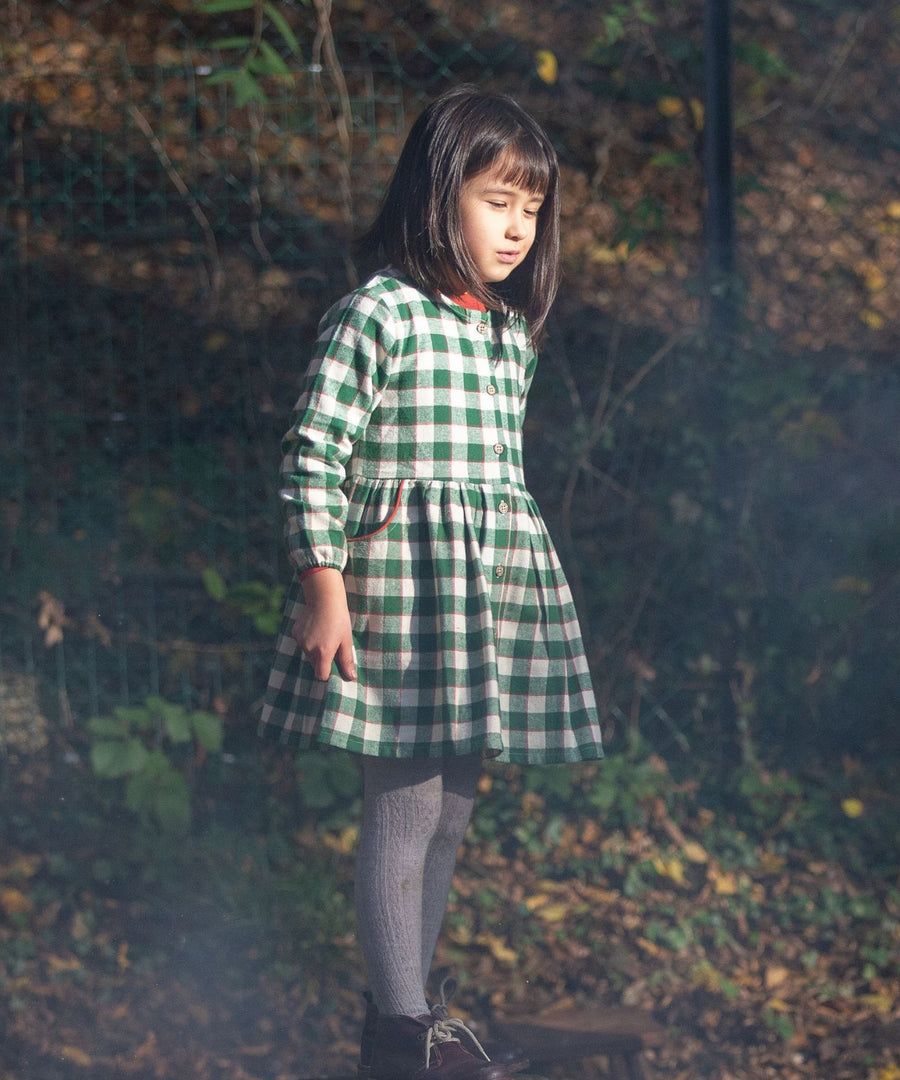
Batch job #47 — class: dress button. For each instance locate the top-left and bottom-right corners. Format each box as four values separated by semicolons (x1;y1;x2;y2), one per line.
486;383;497;396
494;566;505;579
498;500;510;514
493;443;504;455
476;320;489;335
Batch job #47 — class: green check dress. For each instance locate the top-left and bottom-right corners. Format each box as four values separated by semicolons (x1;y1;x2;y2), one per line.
259;271;602;764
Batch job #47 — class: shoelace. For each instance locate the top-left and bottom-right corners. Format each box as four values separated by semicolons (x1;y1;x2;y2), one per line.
423;983;491;1070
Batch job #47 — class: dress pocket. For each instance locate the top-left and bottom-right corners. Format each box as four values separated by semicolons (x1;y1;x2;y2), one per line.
345;479;405;544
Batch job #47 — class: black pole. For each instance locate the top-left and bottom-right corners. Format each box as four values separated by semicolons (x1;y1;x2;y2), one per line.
704;0;735;338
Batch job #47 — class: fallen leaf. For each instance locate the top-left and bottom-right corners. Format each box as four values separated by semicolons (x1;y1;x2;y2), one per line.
708;866;739;895
534;50;558;85
682;840;709;864
59;1046;92;1067
658;96;684;117
653;856;687;885
535;903;569;923
1;887;33;916
859;992;894;1014
475;933;517;964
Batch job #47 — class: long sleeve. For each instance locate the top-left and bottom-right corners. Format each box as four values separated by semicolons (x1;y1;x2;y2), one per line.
279;290;397;573
519;325;539;416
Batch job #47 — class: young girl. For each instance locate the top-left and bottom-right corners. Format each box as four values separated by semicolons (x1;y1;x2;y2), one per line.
260;85;603;1080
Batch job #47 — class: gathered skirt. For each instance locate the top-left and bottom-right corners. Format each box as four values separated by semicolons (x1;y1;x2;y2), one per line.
259;476;603;764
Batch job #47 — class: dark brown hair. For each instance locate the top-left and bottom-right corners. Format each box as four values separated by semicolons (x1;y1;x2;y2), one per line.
360;85;561;339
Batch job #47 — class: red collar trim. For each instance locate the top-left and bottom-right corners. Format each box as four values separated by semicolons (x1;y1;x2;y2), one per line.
451;292;488;312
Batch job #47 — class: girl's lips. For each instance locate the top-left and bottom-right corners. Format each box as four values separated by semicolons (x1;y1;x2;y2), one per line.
497;251;519;264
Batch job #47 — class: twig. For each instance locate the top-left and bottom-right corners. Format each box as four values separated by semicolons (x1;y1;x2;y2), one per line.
247;100;273;262
128;103;223;313
805;11;869;118
244;1;273;262
311;0;358;287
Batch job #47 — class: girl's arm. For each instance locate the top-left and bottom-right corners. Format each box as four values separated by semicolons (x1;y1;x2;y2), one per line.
291;568;356;681
281;291;397;576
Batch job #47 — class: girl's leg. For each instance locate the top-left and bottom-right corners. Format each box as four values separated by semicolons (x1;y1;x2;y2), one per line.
356;756;444;1017
420;754;482;989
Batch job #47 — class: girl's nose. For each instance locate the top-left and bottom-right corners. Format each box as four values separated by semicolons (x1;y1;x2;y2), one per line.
506;215;526;239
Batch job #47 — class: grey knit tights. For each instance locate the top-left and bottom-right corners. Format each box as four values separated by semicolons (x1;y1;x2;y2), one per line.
355;754;482;1018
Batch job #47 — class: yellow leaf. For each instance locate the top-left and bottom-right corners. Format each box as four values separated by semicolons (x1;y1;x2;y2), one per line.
658;96;684;117
652;856;686;885
322;825;358;854
831;576;872;596
859;992;895;1014
886;201;900;219
534;50;558;85
862;265;887;292
536;903;569;923
689;97;705;129
682;840;708;864
0;887;33;917
874;1065;900;1080
765;997;791;1013
117;942;130;970
842;798;865;818
59;1046;92;1067
475;933;517;964
764;965;790;990
589;245;622;265
448;923;472;946
708;866;738;895
524;893;550;911
860;309;886;330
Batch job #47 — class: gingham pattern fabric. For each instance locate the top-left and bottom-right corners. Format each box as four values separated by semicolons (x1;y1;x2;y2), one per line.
259;271;602;764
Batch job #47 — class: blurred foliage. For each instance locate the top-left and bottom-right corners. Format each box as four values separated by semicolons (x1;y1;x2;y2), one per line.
88;696;225;832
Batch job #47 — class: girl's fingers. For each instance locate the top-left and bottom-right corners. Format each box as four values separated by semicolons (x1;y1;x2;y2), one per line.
336;639;357;682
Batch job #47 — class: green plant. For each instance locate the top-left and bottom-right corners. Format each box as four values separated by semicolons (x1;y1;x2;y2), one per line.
202;567;284;635
295;750;361;819
88;696;224;833
197;0;305;106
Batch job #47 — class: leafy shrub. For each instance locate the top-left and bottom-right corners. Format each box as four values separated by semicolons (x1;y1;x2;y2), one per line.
88;696;224;833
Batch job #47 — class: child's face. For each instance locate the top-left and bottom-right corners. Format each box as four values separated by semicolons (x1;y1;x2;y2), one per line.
458;166;544;284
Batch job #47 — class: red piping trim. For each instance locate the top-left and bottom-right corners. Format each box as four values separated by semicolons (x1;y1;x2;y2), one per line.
346;480;405;544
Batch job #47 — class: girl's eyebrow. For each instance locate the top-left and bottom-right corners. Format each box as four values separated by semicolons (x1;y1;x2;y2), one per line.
480;185;545;203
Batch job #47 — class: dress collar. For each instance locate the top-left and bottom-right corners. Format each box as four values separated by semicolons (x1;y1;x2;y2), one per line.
450;291;489;312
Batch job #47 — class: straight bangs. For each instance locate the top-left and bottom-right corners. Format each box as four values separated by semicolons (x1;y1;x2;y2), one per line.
467;140;553;200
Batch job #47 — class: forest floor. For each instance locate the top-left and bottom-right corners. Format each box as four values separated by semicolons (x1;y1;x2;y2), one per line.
2;745;899;1080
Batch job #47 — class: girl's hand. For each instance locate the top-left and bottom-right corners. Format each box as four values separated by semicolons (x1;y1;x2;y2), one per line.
291;568;357;681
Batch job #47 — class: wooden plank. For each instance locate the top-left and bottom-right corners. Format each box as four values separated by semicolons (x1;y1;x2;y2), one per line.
493;1005;666;1066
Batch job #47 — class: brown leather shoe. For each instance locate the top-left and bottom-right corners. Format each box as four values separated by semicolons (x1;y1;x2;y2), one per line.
428;977;529;1076
358;1003;513;1080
